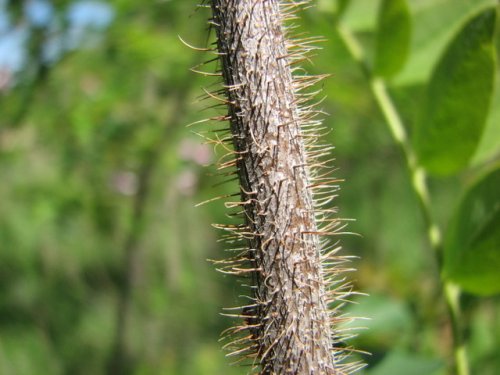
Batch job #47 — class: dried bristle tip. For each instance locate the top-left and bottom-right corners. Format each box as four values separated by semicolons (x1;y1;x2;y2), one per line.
196;0;360;373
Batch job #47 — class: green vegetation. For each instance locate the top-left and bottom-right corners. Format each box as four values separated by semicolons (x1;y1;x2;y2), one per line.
0;0;498;374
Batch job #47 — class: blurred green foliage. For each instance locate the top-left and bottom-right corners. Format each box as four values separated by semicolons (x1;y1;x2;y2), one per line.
0;0;498;374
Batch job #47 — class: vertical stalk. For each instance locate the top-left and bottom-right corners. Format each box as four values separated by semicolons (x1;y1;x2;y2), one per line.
336;22;469;375
209;1;354;373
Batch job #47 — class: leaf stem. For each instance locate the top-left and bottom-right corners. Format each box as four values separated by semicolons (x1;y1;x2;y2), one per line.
445;282;470;375
336;22;469;375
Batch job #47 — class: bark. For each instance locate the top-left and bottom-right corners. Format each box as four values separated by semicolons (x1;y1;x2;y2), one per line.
209;1;347;374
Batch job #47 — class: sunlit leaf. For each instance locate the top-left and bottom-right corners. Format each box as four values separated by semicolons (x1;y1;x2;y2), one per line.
443;165;500;296
395;0;496;85
414;8;496;175
373;0;411;78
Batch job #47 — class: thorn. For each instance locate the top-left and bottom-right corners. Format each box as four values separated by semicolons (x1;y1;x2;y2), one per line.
178;35;211;51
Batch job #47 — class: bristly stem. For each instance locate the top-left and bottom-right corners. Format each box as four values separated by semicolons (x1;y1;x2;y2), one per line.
208;1;358;373
336;22;470;375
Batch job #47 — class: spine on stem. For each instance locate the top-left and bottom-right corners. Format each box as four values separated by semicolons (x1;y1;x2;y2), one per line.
200;1;359;373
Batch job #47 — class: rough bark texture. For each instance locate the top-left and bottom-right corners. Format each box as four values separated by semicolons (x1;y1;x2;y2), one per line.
209;1;350;374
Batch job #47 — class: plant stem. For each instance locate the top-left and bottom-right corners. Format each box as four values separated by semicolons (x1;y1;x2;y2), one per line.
445;282;469;375
336;22;469;375
210;1;351;372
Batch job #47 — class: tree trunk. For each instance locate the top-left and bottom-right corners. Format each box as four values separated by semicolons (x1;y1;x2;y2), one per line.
209;1;352;373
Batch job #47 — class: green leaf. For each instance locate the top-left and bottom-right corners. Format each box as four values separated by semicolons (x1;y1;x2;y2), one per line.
373;0;411;78
395;0;496;86
472;72;500;165
414;8;497;175
443;165;500;296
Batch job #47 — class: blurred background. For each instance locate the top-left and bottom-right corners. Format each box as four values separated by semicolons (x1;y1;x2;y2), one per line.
0;0;498;374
